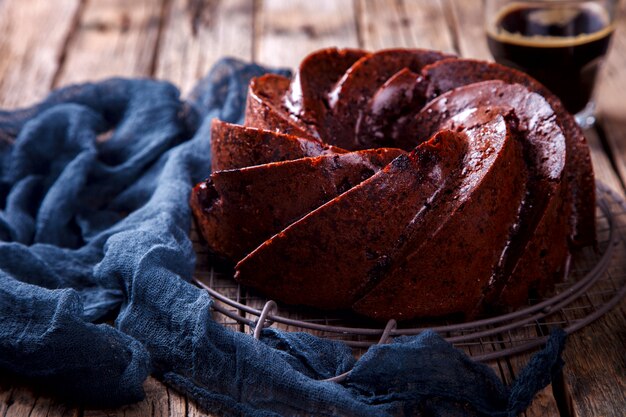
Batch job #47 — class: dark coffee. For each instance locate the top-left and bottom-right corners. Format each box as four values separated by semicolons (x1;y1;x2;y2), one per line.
487;4;613;114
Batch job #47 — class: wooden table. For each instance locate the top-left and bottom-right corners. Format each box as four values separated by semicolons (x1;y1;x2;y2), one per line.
1;1;625;416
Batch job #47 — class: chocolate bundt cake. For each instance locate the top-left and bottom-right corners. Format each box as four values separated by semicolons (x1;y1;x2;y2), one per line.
190;48;596;320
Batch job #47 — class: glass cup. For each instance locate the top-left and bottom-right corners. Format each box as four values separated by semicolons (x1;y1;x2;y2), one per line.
485;0;616;128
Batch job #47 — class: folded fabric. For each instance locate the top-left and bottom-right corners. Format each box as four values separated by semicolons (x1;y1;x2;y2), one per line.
0;58;565;416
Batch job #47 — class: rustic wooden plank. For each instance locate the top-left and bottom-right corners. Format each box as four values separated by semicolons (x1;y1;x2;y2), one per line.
255;0;359;69
557;131;626;416
28;394;80;417
149;19;260;417
154;0;254;96
192;225;244;332
460;334;514;386
503;325;562;417
593;0;626;188
0;381;79;417
1;2;202;417
561;306;626;417
157;0;254;333
0;1;84;416
587;129;624;194
3;386;36;417
1;1;623;417
356;0;455;53
444;0;490;60
149;0;255;333
355;0;456;66
0;385;15;417
167;387;187;416
525;387;560;417
54;0;167;87
82;377;221;417
0;0;82;108
557;5;626;408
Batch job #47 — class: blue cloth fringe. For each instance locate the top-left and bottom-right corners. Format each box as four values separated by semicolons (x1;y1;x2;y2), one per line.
0;58;566;416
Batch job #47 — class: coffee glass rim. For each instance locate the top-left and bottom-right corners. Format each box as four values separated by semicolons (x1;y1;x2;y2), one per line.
486;0;617;35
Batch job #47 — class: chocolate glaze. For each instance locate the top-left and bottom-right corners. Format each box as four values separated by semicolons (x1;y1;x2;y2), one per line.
423;58;595;248
190;48;597;320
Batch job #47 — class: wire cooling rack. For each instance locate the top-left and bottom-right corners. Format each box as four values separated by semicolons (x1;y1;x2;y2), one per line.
192;181;626;362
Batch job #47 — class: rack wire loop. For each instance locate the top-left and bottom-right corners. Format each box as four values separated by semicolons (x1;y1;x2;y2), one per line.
379;319;397;345
252;300;278;340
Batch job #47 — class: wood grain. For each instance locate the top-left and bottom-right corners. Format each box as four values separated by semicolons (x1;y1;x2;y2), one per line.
444;0;491;60
153;0;251;411
54;0;167;86
0;385;13;417
562;3;626;405
26;394;81;417
155;0;254;96
83;377;215;417
562;304;626;417
255;0;359;68
594;0;626;190
559;132;626;417
0;1;224;416
587;129;624;194
0;0;81;108
127;0;251;412
0;384;79;417
356;0;455;53
156;0;252;332
3;386;39;417
192;224;244;332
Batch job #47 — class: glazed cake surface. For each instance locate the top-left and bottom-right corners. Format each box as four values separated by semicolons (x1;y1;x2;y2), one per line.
190;48;596;320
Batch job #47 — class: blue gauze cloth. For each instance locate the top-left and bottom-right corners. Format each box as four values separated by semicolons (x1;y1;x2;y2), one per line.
0;58;566;416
